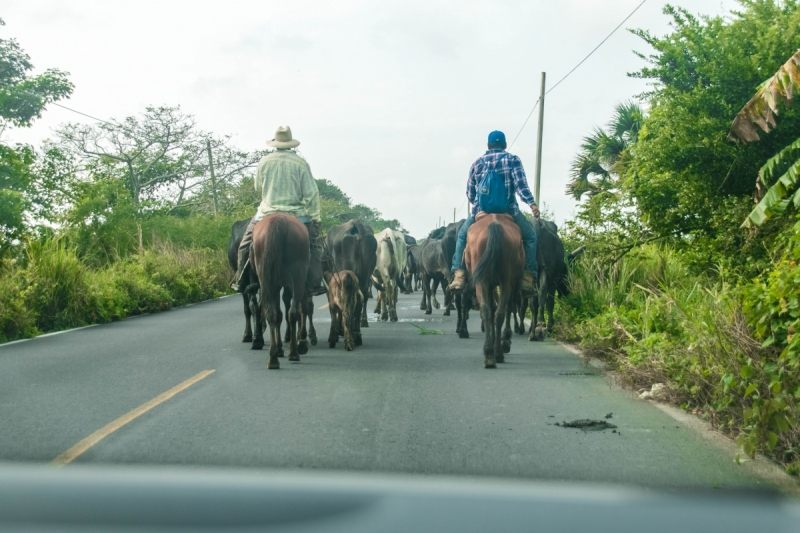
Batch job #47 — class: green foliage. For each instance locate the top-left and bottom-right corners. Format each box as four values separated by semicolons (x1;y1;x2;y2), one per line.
0;237;230;343
558;244;799;464
0;18;73;128
0;143;34;254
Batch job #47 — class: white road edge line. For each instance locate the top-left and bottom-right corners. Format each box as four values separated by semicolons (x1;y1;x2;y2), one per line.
557;340;800;497
0;294;236;349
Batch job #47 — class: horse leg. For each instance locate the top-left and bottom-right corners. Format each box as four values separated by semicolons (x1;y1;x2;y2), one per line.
287;295;301;362
296;292;309;355
500;288;513;357
283;290;292;344
266;298;282;368
480;285;496;368
494;287;510;362
242;292;253;343
443;287;452;316
517;294;529;335
534;270;548;341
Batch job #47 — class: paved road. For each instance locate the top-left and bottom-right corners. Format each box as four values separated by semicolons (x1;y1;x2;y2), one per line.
0;291;773;490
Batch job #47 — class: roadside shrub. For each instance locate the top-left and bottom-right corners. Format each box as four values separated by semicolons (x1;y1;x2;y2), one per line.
0;259;38;342
556;244;799;466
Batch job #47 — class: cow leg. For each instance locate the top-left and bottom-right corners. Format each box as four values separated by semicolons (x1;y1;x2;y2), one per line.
287;293;301;362
389;281;399;322
305;294;317;346
422;274;432;314
354;292;363;346
456;291;470;339
328;305;339;348
431;279;441;310
242;292;253;343
360;281;370;328
250;290;264;350
546;292;556;333
443;287;452;316
374;290;382;314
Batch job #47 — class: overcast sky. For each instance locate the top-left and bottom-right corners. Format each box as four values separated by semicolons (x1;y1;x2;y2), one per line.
5;0;738;237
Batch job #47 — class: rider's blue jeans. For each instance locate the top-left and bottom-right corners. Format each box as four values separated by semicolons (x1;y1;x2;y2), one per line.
450;211;538;275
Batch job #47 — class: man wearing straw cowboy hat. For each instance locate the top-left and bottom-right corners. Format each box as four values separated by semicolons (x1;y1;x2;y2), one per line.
231;126;325;296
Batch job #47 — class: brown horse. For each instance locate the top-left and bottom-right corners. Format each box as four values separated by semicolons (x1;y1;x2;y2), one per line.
463;213;524;368
249;214;309;369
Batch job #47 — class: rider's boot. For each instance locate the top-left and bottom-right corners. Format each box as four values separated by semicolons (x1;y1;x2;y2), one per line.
449;269;469;292
230;247;249;292
520;271;538;297
305;221;327;297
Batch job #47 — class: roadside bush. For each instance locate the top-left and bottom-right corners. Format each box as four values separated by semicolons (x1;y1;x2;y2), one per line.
557;244;799;467
0;237;230;344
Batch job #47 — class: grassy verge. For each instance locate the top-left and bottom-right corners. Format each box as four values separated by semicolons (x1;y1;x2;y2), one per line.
555;244;800;474
0;238;230;344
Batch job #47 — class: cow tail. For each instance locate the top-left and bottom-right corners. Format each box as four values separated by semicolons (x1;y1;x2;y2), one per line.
471;222;504;288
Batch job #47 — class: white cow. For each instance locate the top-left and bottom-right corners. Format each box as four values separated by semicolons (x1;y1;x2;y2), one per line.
372;228;408;322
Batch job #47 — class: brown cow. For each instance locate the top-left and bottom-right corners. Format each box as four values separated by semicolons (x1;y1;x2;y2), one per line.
325;270;364;351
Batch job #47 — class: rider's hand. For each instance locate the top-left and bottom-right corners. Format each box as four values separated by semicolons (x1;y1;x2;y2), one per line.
531;204;540;219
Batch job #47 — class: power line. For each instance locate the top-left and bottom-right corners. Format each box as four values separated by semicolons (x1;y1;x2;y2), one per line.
509;0;648;148
51;102;116;126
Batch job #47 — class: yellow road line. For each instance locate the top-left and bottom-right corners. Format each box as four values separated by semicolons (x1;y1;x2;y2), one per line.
51;370;215;466
318;303;330;310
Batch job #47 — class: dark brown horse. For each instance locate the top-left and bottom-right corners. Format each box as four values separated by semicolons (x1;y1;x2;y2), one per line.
463;213;524;369
249;214;309;369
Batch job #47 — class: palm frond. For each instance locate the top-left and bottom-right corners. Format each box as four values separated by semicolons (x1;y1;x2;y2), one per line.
729;50;800;142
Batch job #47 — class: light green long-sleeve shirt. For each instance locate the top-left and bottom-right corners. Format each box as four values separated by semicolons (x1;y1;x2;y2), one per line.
254;149;320;222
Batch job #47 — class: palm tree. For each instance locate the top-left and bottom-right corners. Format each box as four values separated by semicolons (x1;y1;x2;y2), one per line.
566;101;644;200
728;50;800;228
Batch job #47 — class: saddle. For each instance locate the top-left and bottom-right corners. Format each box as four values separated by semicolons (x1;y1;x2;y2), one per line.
475;212;514;223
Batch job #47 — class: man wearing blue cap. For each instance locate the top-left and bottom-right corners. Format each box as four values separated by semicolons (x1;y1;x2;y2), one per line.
448;130;539;296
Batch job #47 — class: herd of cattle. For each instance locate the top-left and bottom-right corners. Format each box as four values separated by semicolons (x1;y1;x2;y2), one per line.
229;216;583;369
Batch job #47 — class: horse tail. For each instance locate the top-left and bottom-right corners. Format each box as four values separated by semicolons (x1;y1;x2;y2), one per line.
262;216;288;295
471;222;504;288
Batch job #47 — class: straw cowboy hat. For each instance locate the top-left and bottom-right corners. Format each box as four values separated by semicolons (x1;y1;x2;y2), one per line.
266;126;300;149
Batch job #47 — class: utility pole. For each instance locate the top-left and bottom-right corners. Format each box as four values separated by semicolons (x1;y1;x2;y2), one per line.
534;72;546;206
453;208;456;223
206;139;219;217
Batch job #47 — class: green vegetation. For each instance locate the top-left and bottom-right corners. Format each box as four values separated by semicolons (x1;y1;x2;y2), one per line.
0;19;401;343
558;1;800;470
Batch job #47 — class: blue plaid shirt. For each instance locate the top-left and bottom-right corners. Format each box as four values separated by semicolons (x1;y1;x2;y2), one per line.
467;149;536;216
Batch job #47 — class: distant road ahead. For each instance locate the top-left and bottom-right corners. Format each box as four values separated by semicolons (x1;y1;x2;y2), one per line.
0;292;772;491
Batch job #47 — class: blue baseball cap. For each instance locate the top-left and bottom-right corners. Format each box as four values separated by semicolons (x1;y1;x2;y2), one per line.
488;130;506;144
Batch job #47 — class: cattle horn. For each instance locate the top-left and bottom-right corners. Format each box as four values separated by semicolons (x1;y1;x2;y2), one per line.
371;274;385;292
568;246;586;264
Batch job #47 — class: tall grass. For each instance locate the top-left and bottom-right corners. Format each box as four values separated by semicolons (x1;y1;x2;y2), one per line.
0;237;230;343
557;245;800;469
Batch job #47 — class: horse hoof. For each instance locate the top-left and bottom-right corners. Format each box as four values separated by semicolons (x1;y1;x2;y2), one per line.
424;309;432;315
381;314;388;322
361;320;369;328
297;341;308;355
329;341;337;348
419;304;427;311
251;339;264;350
433;302;440;310
288;353;300;362
502;343;511;354
345;343;355;351
310;335;318;346
355;335;363;346
497;353;506;363
242;334;253;343
443;310;450;316
267;358;280;369
459;330;470;339
484;359;497;369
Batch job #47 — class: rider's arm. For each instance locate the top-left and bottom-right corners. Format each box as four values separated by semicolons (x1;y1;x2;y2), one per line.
511;156;536;207
301;162;321;223
466;161;479;209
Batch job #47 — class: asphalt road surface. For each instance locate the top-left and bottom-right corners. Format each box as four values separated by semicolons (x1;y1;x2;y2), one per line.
0;291;774;491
